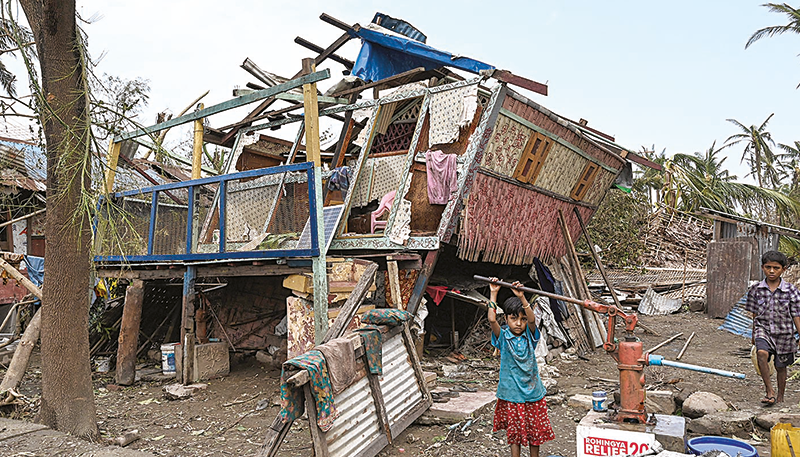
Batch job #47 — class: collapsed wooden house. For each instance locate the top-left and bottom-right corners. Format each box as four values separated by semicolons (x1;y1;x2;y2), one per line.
94;12;649;457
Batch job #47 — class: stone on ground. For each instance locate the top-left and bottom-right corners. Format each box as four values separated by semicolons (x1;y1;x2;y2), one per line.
567;394;594;410
686;410;756;438
755;412;800;429
163;383;208;400
682;391;727;418
646;390;676;415
0;418;153;456
674;382;697;406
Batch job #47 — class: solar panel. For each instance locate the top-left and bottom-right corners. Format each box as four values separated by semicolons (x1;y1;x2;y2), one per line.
296;204;345;252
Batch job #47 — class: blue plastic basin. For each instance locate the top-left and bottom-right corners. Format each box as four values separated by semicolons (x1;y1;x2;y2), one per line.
687;436;758;457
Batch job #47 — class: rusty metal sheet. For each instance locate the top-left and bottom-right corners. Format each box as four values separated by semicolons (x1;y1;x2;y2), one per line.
706;241;752;318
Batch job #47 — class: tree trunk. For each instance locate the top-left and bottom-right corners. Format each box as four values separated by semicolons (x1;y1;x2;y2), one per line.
20;0;98;439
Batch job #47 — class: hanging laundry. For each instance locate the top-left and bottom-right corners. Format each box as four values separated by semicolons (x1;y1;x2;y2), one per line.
533;258;570;323
428;85;479;147
425;149;458;204
327;166;351;199
279;350;339;431
317;337;356;395
458;83;479;128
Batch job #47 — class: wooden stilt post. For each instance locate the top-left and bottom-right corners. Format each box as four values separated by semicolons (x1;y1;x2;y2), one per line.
192;104;204;180
182;265;197;384
105;138;122;194
116;279;144;385
302;57;329;344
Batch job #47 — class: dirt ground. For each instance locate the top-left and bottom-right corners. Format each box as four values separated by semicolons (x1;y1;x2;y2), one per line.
1;310;792;457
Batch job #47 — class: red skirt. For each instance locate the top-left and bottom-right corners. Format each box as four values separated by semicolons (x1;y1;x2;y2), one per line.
493;398;555;446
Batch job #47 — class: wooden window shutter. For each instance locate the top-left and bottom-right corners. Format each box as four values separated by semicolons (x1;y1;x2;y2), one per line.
570;162;600;200
513;132;554;184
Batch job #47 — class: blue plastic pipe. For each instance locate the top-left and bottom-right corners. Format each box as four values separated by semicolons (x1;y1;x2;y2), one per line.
648;354;746;379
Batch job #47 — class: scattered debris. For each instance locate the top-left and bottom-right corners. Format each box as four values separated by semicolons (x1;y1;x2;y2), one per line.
162;383;208;401
112;429;140;447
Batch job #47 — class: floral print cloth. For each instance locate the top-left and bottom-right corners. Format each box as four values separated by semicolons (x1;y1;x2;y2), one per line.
279;349;339;432
361;308;412;326
354;325;384;375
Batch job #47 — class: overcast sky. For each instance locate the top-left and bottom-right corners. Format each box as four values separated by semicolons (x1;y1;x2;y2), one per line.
71;1;799;181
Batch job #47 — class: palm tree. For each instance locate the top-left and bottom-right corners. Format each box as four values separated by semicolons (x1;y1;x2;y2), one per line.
746;3;800;87
663;142;800;217
632;146;667;205
778;140;800;193
722;113;782;188
0;18;34;97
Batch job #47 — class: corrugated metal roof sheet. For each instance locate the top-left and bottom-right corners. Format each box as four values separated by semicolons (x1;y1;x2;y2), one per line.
0;140;46;190
322;332;426;457
718;294;752;339
638;286;682;316
325;376;385;456
380;332;423;426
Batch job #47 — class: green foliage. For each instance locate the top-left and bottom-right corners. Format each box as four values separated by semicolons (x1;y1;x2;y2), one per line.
746;3;800;88
578;188;650;269
90;73;150;140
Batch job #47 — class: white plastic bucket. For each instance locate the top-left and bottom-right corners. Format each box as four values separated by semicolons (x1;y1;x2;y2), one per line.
161;343;177;374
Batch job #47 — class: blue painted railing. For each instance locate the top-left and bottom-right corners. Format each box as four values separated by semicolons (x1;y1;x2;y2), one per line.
94;162;319;263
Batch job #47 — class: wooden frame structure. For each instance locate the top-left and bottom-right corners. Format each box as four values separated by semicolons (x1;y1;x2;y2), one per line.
93;11;640;457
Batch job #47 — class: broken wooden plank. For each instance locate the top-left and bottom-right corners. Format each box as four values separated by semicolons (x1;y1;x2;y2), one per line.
406;250;439;316
304;384;331;457
365;365;392;445
294;36;354;69
217;26;357;146
487;69;548;96
324;262;379;343
0;307;40;393
647;333;683;354
676;332;695;360
331;67;426;98
387;260;402;309
117;280;144;386
118;70;330;143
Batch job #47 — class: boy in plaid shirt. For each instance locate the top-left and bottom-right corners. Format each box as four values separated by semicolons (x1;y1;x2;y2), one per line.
746;250;800;405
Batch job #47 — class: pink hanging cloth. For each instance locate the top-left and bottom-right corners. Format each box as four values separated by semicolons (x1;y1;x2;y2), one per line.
425;150;458;205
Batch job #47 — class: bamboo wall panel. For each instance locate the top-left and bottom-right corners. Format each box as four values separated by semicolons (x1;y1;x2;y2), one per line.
407;163;446;233
458;172;594;264
532;143;586;197
480;114;532;177
501;95;624;171
584;169;617;206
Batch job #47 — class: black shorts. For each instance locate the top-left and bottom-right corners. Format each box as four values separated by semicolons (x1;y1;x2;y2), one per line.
755;337;796;368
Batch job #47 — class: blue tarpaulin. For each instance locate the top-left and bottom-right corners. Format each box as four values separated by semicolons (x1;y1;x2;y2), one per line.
349;27;495;83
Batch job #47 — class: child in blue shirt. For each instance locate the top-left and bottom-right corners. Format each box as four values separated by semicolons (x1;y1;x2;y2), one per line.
488;278;554;457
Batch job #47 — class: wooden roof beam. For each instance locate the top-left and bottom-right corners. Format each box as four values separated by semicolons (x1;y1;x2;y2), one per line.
295;37;354;70
216;21;360;147
331;66;427;97
484;69;548;96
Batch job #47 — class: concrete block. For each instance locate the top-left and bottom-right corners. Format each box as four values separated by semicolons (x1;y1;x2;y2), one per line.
646;390;676;415
193;342;230;381
425;389;496;423
568;394;594;411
